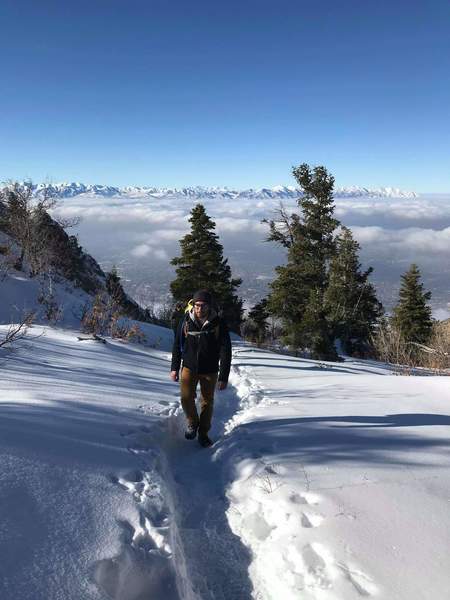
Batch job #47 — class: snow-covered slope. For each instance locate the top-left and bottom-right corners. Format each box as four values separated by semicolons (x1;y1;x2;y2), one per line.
0;270;91;327
0;325;178;600
1;328;449;600
27;181;418;200
226;346;450;599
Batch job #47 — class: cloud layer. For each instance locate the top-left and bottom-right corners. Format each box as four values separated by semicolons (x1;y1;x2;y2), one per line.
52;192;450;316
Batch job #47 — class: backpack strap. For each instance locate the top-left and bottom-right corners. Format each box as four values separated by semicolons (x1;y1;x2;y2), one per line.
179;300;193;354
179;314;188;353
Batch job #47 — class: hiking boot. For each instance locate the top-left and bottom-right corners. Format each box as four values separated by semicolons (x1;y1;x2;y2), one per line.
184;424;198;440
198;433;213;448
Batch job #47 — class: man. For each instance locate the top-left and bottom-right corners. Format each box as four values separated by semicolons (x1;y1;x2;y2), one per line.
170;290;232;447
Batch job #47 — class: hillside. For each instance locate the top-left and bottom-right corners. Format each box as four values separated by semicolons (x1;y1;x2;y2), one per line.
0;188;152;327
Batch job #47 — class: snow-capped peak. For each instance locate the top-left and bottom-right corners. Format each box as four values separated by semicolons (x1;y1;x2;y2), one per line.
13;182;418;200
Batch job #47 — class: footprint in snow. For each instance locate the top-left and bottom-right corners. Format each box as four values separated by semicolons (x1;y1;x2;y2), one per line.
113;469;162;504
285;492;376;596
289;491;321;506
97;466;177;599
285;542;332;590
337;562;378;596
301;511;324;528
94;516;176;600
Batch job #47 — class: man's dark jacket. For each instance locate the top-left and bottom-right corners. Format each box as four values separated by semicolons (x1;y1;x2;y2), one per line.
171;310;232;382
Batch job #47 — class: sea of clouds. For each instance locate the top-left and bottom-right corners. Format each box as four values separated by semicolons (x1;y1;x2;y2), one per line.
52;191;450;319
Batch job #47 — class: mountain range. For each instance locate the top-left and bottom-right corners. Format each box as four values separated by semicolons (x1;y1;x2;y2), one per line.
27;182;418;200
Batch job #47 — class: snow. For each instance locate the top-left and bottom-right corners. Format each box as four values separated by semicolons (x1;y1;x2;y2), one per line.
1;323;449;599
0;271;92;328
226;349;450;599
22;181;418;200
0;325;179;600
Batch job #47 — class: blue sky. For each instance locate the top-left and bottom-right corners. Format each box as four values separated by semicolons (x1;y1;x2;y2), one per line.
1;0;449;191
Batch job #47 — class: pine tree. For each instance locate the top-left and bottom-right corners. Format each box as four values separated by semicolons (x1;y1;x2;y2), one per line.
266;164;339;359
324;227;383;355
170;204;243;332
246;298;270;345
392;264;433;344
105;266;123;304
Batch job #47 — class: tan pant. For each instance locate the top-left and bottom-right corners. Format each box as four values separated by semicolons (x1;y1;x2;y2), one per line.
180;367;217;435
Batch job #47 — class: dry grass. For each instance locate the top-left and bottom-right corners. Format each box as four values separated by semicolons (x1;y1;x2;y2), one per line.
372;321;449;375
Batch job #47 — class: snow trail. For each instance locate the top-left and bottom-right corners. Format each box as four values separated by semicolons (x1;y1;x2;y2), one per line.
95;344;258;600
94;426;181;600
138;342;380;599
158;363;256;600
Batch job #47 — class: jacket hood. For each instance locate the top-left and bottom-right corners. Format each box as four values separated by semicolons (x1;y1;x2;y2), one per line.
188;307;218;326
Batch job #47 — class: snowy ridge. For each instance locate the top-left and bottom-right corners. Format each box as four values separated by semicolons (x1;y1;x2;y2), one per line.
20;181;418;200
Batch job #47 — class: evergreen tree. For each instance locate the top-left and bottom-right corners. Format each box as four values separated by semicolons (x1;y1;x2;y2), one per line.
392;264;433;344
105;266;124;304
170;204;243;332
324;226;383;355
246;298;269;345
266;164;339;359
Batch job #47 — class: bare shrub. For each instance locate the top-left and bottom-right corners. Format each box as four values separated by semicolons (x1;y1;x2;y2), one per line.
0;182;57;273
253;463;284;494
372;320;450;375
1;183;85;286
38;289;62;323
0;311;35;349
82;292;146;343
36;271;64;323
371;321;417;374
421;325;450;373
110;314;146;343
81;292;112;336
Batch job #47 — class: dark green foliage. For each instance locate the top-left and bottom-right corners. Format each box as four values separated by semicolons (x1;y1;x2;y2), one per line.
266;164;339;359
105;266;123;301
246;298;270;345
392;264;433;344
291;163;339;282
301;289;336;360
170;204;243;332
324;227;383;355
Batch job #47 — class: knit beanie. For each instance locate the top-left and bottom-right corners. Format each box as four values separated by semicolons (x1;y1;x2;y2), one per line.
193;289;212;304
